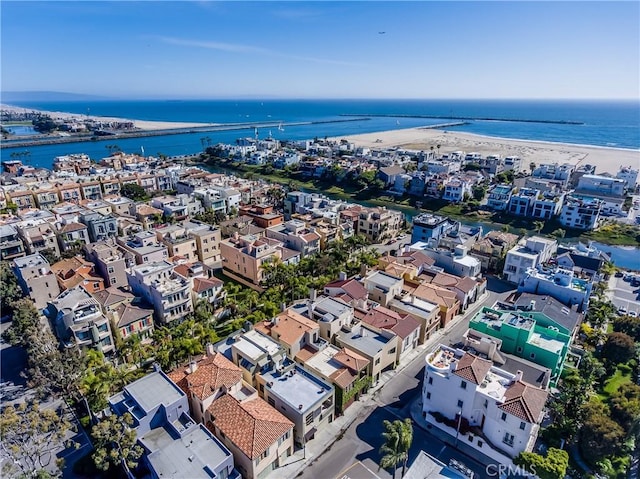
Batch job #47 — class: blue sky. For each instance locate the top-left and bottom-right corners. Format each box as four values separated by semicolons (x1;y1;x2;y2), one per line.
2;1;639;99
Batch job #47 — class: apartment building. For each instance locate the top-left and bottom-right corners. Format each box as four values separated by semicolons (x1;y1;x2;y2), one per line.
486;185;514;211
12;253;61;309
518;267;592;312
357;207;403;243
559;196;601;230
363;270;404;307
411;213;458;244
84;238;131;287
507;188;539;217
127;260;193;324
0;224;26;261
469;231;519;273
220;234;282;287
47;286;115;354
265;220;321;257
117;230;169;265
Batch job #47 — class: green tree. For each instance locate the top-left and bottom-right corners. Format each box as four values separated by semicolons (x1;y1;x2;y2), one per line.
579;400;627;465
601;332;636;367
1;297;41;347
378;420;407;479
514;448;569;479
610;383;640;432
91;412;143;474
472;185;486;201
0;261;24;318
0;399;78;478
120;183;148;201
551;228;566;239
613;315;640;341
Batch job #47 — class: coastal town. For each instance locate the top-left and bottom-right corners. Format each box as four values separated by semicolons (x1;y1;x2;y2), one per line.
1;130;639;479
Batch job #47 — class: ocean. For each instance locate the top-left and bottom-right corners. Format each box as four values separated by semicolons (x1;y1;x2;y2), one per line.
1;99;639;169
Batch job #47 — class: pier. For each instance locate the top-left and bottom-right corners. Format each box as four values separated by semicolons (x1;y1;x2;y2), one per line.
1;117;371;149
340;113;584;125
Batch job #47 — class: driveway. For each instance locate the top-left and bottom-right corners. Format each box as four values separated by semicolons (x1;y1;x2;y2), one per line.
609;275;640;316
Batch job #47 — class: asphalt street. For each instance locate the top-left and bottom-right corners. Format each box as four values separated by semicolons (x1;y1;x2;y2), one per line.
296;277;514;479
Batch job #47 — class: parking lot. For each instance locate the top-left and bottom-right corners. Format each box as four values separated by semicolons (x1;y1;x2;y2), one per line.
610;273;640;316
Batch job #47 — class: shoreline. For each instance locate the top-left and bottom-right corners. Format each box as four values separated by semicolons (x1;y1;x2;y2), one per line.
0;103;215;131
330;126;640;174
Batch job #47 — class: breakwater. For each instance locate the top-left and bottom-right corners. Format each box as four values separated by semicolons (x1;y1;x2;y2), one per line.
340;113;584;125
1;117;371;149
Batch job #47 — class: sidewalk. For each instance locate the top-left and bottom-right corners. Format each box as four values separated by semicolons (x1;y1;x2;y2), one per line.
277;291;492;479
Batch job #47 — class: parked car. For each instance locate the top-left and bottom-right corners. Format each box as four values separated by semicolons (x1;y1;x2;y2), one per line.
618;306;628;315
629;311;638;318
615;271;624;278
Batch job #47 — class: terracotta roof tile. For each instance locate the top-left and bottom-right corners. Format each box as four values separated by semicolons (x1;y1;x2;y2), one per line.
333;348;370;372
294;345;317;363
193;277;223;294
499;380;548;423
453;353;492;385
207;394;293;459
170;353;242;401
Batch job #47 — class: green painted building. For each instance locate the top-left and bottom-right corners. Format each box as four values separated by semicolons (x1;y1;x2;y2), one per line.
469;306;570;386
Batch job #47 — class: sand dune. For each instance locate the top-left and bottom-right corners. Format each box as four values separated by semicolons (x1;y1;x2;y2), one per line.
333;127;639;175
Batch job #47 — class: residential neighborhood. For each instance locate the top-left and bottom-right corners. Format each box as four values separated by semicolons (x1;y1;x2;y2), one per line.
0;138;638;479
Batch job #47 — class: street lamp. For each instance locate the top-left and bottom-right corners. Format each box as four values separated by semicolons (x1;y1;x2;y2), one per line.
454;409;463;448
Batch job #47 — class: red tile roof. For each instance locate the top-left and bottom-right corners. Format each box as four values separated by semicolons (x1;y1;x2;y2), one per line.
499;380;548;423
207;394;293;459
168;353;242;401
193;276;223;294
453;353;492;385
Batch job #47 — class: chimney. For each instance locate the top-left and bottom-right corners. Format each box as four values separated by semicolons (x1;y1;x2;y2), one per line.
339;271;347;281
280;303;287;313
515;370;523;382
188;360;198;374
206;343;216;357
529;300;536;311
309;288;317;301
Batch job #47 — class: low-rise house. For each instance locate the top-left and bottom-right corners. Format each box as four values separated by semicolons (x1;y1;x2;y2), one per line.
412;243;482;279
47;286;115;354
556;242;608;277
577;174;626;197
356;305;421;362
219;215;264;238
422;345;548;460
334;322;398;385
129;203;164;229
92;286;154;342
109;369;239;479
532;163;574;189
156;224;198;261
559;195;601;230
502;236;557;285
117;230;169;265
103;195;134;216
238;203;283;229
470;231;519;273
411;213;458;244
518;266;592;312
168;346;243;424
50;256;105;293
12;253;60;309
411;282;461;328
442;178;472;203
151;194;204;220
324;273;369;307
16;219;60;258
291;295;356;343
0;224;26;261
301;345;370;414
616;166;639;190
256;363;335;448
79;211;118;243
363;270;404;307
486;185;513;211
127;261;193;324
56;221;90;253
388;295;440;342
206;393;294;479
219;233;281;288
503;156;522;173
421;270;480;311
507;188;539;216
174;261;225;308
182;221;222;265
356;207;403;243
223;329;285;387
468;307;571;386
531;190;565;220
84;238;131;287
265;220;321;257
254;309;323;361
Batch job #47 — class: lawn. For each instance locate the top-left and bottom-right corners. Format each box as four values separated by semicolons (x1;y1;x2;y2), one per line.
599;366;632;400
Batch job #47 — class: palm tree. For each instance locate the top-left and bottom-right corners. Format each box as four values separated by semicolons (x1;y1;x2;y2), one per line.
378;420;407;479
533;221;545;234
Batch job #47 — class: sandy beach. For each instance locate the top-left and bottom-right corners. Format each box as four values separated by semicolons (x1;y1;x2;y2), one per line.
0;104;215;131
333;127;640;175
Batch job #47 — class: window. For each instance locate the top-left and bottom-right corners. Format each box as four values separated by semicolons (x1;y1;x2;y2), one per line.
460;380;467;390
428;377;433;385
305;412;314;426
501;412;507;421
517;346;523;353
375;358;381;365
503;433;514;447
530;353;536;359
457;400;463;408
389;347;396;354
108;267;114;273
520;422;526;430
426;392;431;400
268;397;275;407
